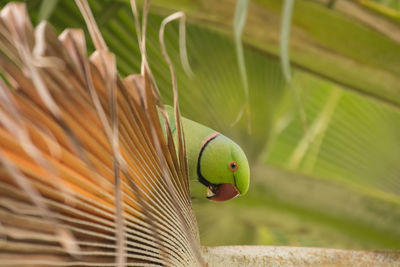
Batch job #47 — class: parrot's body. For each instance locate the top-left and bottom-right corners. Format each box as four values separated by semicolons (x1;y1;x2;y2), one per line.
162;106;250;201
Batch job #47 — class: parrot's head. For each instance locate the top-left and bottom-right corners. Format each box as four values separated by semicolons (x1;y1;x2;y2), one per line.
197;133;250;201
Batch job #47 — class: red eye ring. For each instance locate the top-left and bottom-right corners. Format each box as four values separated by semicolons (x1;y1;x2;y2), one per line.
228;161;238;172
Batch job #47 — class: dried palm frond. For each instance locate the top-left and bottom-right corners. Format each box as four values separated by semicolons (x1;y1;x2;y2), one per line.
0;2;203;266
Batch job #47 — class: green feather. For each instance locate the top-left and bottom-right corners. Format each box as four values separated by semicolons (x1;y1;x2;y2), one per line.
162;106;250;200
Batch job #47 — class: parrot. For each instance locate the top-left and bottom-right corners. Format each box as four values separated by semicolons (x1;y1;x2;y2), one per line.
124;74;250;202
162;106;250;202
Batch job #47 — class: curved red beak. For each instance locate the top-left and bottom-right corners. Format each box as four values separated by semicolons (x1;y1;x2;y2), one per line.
207;183;240;202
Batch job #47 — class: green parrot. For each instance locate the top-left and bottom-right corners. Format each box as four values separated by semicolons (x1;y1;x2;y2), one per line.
162;106;250;202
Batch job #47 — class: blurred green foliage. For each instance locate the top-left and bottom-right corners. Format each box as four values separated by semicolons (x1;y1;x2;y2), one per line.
5;0;400;249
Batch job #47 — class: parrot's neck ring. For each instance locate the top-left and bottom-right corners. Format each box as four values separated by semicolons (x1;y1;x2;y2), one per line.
197;132;220;187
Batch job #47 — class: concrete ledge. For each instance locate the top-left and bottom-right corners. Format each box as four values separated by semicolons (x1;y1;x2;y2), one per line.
202;246;400;266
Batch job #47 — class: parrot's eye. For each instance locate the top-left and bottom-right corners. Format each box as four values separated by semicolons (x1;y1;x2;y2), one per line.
228;161;238;172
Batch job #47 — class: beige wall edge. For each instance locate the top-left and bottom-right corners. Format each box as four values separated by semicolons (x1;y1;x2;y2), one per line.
202;246;400;266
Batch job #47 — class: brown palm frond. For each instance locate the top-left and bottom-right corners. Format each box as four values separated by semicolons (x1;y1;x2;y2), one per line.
0;2;202;266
